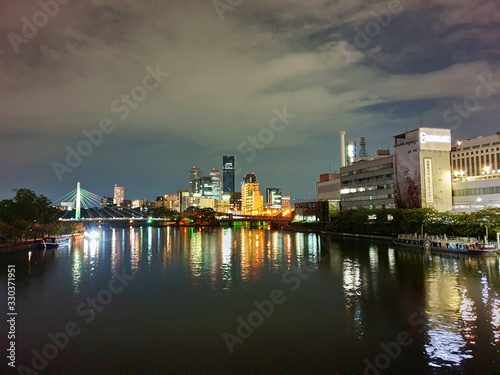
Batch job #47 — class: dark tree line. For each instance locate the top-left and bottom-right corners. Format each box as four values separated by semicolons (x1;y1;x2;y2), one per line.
0;189;83;243
327;208;500;240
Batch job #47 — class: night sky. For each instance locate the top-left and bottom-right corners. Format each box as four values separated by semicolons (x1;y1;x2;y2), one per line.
1;0;499;203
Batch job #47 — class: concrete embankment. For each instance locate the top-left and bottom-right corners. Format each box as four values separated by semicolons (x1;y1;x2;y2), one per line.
283;225;395;243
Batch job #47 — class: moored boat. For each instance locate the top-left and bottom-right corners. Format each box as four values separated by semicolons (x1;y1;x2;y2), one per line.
42;236;72;249
394;234;498;255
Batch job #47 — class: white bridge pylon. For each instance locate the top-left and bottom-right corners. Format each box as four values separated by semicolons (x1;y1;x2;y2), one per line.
76;181;81;220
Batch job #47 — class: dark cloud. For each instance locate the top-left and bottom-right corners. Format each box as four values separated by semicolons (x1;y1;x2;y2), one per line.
0;0;499;202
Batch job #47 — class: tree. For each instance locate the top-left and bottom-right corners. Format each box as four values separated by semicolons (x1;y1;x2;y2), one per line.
0;189;58;224
151;206;178;219
0;189;59;242
183;206;217;224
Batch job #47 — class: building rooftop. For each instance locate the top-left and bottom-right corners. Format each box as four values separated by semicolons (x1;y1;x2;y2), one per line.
454;133;500;151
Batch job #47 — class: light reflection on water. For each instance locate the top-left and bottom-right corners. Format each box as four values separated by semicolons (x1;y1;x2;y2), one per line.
2;228;499;372
422;254;498;368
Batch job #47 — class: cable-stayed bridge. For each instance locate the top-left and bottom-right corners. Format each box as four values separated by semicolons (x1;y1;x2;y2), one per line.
53;183;293;227
54;182;149;222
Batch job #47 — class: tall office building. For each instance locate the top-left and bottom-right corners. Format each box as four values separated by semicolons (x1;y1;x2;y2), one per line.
394;128;452;212
243;172;257;183
266;188;282;208
113;184;124;205
281;196;291;210
196;176;214;197
241;173;263;215
189;166;203;194
210;168;222;199
223;155;235;193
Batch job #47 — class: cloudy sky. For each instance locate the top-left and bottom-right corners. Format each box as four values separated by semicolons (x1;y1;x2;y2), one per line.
1;0;499;203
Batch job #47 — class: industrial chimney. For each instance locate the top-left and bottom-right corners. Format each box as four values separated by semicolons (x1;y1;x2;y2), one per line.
339;131;346;168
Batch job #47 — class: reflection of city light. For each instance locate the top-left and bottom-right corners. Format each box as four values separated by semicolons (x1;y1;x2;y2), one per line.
492;298;500;344
425;329;472;365
425;263;477;367
222;229;233;289
459;290;477;343
190;230;203;284
343;258;363;339
369;246;378;273
343;259;361;296
72;246;82;294
89;239;97;258
481;275;490;306
84;230;100;239
387;248;396;275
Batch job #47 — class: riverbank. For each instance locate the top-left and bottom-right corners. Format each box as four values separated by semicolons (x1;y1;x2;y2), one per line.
0;233;84;255
0;240;42;254
283;223;396;243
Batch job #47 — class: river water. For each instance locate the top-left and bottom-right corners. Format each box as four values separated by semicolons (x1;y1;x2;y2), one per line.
1;227;499;373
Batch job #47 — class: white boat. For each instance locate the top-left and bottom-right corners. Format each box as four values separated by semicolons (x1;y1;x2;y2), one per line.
42;236;72;249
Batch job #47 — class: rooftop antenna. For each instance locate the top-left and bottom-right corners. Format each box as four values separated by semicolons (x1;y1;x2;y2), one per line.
329;163;331;173
359;136;368;159
420;116;423;127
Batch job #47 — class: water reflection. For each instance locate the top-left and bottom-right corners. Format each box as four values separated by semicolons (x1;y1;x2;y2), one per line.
221;228;233;290
387;247;396;276
343;257;364;339
422;253;498;367
2;229;499;372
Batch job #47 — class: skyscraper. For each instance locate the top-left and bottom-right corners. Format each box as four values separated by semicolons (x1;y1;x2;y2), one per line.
189;166;203;194
210;168;222;199
223;155;235;193
282;196;291;210
113;184;124;205
196;176;213;197
266;188;282;208
243;172;257;183
241;173;263;215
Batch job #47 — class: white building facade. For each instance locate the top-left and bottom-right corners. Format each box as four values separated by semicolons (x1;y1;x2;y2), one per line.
394;128;452;212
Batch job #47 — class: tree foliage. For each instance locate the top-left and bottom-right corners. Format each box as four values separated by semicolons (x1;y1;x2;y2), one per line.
0;189;58;224
151;207;178;219
327;208;500;239
0;189;61;242
183;206;217;224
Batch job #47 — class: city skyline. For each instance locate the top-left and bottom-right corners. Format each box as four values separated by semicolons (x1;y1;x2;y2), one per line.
1;1;498;203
